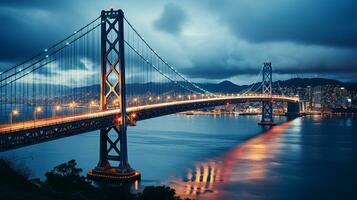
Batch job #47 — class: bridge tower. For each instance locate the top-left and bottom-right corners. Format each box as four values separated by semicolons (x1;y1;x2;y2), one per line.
87;9;140;182
258;62;276;126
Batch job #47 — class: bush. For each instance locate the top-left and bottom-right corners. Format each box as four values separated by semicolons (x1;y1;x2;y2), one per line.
45;159;92;192
138;185;182;200
0;158;31;187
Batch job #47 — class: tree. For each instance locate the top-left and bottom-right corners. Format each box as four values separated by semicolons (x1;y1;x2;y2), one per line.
45;159;92;192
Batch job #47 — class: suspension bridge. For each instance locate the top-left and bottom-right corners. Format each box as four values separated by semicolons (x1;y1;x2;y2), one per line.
0;9;300;182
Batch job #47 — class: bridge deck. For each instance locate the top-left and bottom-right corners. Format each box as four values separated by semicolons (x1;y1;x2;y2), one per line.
0;95;298;134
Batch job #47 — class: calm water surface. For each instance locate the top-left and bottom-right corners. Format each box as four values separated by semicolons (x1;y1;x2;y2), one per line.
1;114;357;199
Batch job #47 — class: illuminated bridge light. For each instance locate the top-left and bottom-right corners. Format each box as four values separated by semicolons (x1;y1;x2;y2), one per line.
12;109;19;115
35;107;43;112
55;105;61;111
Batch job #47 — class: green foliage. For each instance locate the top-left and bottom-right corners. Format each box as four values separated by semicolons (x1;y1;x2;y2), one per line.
45;159;92;192
0;158;31;187
0;159;192;200
138;185;181;200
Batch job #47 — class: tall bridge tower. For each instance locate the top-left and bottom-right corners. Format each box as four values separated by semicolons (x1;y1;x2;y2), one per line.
87;9;140;182
258;62;276;126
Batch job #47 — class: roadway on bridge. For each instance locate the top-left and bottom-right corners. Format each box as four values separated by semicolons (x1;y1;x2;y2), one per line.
0;95;298;134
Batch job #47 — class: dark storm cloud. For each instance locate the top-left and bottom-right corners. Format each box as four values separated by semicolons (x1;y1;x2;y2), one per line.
0;1;86;70
1;0;357;83
0;0;70;9
154;3;188;35
203;0;357;48
275;64;357;75
0;10;55;62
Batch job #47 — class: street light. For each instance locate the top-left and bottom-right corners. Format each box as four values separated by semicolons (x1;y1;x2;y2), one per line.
133;97;138;106
89;100;96;112
53;105;61;116
9;109;19;123
34;106;43;120
69;101;76;114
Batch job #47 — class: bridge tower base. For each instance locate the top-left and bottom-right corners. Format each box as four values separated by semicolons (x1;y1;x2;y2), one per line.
87;127;141;183
87;9;140;183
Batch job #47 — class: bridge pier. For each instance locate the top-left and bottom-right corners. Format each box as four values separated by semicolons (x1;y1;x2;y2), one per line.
87;9;140;183
87;126;140;182
258;100;276;126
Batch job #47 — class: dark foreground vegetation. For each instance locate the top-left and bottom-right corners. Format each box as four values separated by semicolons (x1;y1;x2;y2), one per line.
0;158;191;200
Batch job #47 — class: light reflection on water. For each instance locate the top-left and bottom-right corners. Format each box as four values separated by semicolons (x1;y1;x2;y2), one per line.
168;120;296;199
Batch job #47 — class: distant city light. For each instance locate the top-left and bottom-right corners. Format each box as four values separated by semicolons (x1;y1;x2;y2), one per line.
340;87;345;90
69;102;76;108
347;98;352;103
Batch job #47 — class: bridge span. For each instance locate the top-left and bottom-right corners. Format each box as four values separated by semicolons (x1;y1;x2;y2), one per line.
0;95;299;151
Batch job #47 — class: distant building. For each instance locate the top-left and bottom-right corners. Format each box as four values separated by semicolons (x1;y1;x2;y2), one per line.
312;86;322;110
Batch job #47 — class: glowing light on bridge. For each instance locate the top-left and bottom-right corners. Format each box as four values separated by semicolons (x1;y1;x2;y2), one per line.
34;107;43;120
69;102;76;114
12;109;19;115
55;105;61;111
9;109;19;124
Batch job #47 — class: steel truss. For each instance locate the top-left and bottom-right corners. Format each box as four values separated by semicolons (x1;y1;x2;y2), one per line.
260;62;275;125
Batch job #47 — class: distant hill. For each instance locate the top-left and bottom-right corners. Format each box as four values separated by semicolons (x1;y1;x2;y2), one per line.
70;78;357;95
275;78;357;91
5;78;354;98
197;80;246;93
275;78;342;88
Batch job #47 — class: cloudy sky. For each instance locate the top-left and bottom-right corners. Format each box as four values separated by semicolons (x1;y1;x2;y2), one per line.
0;0;356;84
